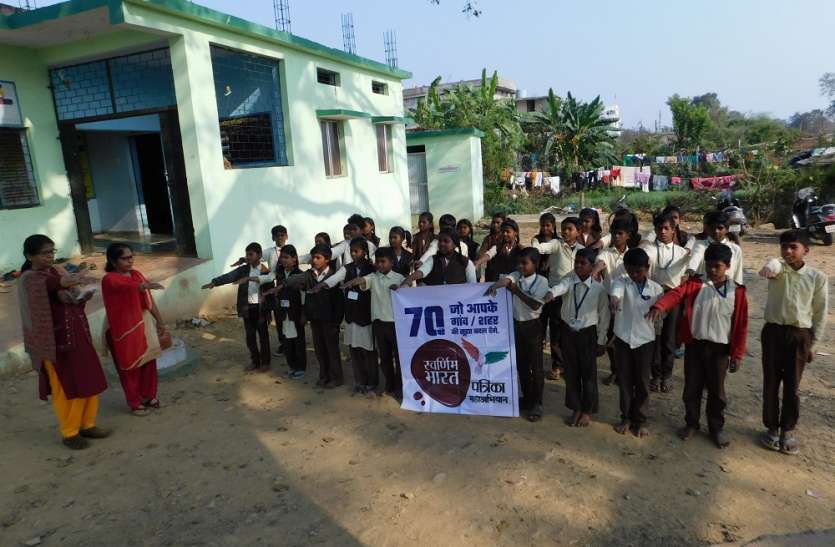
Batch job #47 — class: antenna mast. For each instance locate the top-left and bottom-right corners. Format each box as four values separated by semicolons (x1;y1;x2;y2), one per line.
384;30;398;68
273;0;291;33
341;13;357;55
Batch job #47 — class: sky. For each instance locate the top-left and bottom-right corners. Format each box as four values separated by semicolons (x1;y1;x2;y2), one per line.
36;0;835;128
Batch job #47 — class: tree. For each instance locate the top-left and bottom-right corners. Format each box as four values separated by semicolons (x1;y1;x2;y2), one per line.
667;95;711;151
411;69;522;182
821;73;835;116
788;109;835;134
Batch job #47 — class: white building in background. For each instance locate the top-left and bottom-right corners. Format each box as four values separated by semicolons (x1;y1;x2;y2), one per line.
403;77;517;111
604;104;623;136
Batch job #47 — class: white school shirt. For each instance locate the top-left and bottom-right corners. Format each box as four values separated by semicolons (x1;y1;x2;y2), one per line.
691;279;738;345
687;237;744;285
532;239;584;285
361;270;406;322
263;245;282;273
760;259;829;346
642;239;690;289
549;273;610;344
506;271;551;321
418;255;478;283
610;277;664;348
247;265;264;304
595;246;628;291
418;239;469;264
644;231;695;250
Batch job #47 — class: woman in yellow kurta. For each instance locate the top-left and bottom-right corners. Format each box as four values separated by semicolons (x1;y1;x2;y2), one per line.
18;235;111;449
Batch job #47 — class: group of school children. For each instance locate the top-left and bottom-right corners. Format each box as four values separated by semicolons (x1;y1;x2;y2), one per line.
203;206;828;455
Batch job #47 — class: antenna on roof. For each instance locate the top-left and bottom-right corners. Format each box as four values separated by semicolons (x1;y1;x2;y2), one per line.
19;0;37;9
273;0;291;33
341;13;357;55
384;30;398;68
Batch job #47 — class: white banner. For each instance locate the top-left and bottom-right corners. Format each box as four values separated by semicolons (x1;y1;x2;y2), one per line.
0;81;23;128
392;283;519;417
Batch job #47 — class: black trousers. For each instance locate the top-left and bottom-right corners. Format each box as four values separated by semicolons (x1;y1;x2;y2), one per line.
349;344;378;388
243;304;271;367
283;320;307;372
761;323;811;432
272;309;285;350
652;302;680;380
373;320;401;394
614;338;654;424
309;320;343;384
540;297;563;369
560;323;599;413
515;319;544;409
605;315;616;376
683;339;729;433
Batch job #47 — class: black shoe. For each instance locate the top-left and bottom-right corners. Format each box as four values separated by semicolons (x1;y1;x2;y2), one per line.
62;436;89;450
80;427;112;439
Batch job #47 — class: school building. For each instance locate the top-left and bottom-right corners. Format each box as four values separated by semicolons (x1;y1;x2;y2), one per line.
0;0;484;374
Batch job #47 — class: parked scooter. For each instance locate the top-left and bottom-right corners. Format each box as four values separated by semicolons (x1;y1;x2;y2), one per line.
714;190;748;236
792;187;835;246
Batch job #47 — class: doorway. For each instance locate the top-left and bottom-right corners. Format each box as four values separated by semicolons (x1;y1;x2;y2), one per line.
407;145;429;214
133;133;174;236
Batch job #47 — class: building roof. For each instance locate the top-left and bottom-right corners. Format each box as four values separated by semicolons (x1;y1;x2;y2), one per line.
406;128;485;140
0;0;411;80
404;77;517;99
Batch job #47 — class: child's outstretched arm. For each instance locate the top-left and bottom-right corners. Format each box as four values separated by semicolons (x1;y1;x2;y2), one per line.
484;277;511;296
544;277;571;303
202;266;246;289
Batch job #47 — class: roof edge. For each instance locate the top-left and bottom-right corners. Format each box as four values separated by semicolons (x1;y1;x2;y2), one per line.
406;128;485;140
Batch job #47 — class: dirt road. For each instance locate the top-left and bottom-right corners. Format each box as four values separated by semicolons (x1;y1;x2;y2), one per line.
1;228;833;546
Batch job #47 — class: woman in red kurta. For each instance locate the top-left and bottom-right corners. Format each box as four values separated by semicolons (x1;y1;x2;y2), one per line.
101;243;166;416
18;234;110;449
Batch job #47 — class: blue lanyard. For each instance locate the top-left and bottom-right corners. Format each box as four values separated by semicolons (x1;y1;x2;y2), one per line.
714;280;729;298
519;274;540;296
634;280;651;300
573;282;591;319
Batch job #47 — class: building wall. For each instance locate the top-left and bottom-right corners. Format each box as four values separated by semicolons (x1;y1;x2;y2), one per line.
0;45;79;272
120;2;411;272
406;132;484;222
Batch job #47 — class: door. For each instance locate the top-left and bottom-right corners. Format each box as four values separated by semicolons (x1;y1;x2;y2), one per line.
133;134;174;235
407;151;429;214
158;111;197;257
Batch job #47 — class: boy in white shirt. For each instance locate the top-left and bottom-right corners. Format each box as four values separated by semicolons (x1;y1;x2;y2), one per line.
609;248;664;437
486;247;551;422
544;248;610;428
686;211;743;285
641;212;691;393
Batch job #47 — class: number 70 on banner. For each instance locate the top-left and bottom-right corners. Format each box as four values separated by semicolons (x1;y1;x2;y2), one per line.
404;306;445;337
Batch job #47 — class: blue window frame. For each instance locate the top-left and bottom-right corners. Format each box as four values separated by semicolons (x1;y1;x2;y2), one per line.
210;45;289;168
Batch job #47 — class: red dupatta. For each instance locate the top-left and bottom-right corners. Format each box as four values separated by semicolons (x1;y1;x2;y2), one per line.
102;270;158;371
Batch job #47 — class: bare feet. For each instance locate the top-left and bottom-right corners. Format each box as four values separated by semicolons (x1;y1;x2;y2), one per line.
633;425;649;438
614;420;630;434
677;426;696;441
576;413;592;428
566;411;580;427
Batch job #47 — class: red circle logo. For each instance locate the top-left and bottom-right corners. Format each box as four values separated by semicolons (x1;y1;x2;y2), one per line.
411;339;471;407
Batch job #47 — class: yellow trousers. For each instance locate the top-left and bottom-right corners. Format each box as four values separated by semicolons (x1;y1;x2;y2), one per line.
44;361;98;438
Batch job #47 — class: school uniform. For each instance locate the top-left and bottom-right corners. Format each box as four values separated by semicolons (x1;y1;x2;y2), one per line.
210;263;273;369
642;239;691;384
482;244;522;282
533;238;584;371
461;236;480;262
760;259;828;432
273;267;306;373
325;261;378;389
644;230;693;250
549;274;610;414
596;245;629;377
687;237;744;285
532;236;557;364
391;248;414;278
653;277;748;434
418;254;477;285
506;272;551;412
329;238;378;269
285;266;345;386
610;277;664;425
361;270;407;395
419;239;471;266
411;232;435;263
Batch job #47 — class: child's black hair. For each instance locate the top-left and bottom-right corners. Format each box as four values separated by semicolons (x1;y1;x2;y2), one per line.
343;223;359;235
624;247;650;268
539;212;557;226
492;211;507;221
653;211;677;229
779;229;811;247
579;208;603;234
561;216;582;230
661;204;683;218
404;229;413;247
609;217;638;248
349;237;369;255
245;242;262;255
456;218;474;235
438;214;457;231
518;246;541;268
363;217;375;228
375;246;396;262
280;244;298;258
310;244;333;260
704;210;729;228
271;225;288;238
347;214;365;227
418;211;434;231
575;247;598;264
389;226;406;240
704;243;732;266
316;232;332;246
436;228;460;249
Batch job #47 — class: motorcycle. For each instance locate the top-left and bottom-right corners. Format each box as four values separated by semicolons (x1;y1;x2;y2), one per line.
792;187;835;246
714;190;748;236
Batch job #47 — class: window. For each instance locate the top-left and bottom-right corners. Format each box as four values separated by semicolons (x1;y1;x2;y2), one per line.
320;120;344;177
210;45;289;168
526;99;536;112
372;81;388;95
0;129;39;209
317;68;340;87
376;124;393;173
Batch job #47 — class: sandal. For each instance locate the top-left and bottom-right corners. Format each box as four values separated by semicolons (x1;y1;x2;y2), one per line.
780;435;800;456
649;378;660;392
144;399;161;409
527;405;543;423
131;406;150;417
546;369;561;381
760;431;781;452
660;379;673;393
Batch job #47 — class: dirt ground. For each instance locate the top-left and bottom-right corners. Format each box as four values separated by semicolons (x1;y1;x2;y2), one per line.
1;225;834;547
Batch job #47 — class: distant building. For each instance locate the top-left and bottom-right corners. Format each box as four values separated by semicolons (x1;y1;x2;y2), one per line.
515;93;622;135
403;77;517;112
604;104;623;136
